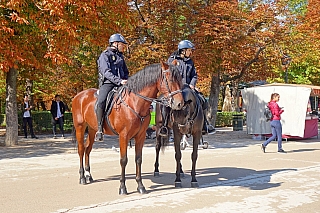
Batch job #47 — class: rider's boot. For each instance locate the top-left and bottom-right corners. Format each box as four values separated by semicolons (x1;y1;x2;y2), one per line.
95;107;104;141
159;106;169;137
202;115;216;135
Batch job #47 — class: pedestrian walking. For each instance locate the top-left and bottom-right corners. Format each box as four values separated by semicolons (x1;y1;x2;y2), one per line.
261;93;285;153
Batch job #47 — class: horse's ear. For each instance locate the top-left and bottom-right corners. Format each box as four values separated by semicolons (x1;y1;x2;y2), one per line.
160;61;169;70
171;59;178;66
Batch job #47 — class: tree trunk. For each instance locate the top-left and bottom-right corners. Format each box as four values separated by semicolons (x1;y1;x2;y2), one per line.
5;67;18;146
207;73;221;127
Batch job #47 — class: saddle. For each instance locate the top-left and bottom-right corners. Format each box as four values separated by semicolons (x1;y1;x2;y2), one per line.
94;87;124;135
94;88;118;113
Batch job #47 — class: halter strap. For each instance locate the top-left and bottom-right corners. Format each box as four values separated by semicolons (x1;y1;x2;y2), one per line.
161;68;182;106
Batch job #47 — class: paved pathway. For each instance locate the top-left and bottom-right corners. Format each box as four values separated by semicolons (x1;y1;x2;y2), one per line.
1;128;320;213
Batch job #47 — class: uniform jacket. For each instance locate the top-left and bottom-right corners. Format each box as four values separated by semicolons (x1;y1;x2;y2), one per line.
97;47;129;86
50;101;66;119
268;100;284;121
167;51;198;87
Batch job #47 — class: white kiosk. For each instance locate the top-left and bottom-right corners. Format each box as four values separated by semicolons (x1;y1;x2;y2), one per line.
242;83;320;139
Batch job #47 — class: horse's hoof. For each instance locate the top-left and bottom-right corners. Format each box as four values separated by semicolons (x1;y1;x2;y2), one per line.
154;172;160;177
191;182;199;188
175;182;182;188
86;176;93;183
137;186;148;194
79;178;87;185
119;187;128;195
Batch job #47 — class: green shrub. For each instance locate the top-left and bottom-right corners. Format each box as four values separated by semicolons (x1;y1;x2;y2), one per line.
1;111;244;132
215;112;244;127
17;111;74;135
0;114;5;127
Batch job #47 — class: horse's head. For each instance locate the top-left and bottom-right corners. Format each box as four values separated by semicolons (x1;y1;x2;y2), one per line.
172;100;193;135
159;61;184;110
171;85;201;135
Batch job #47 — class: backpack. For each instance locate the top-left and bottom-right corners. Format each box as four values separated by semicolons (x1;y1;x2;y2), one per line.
264;106;273;121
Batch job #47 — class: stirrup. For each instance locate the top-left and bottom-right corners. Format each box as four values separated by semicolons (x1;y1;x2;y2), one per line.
94;131;104;141
159;126;168;137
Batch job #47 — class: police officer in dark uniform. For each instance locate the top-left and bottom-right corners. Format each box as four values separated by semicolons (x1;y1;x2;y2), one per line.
159;40;215;137
95;33;129;141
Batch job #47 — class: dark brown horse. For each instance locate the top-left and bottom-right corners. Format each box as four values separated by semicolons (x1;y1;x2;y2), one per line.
154;84;204;188
72;62;184;195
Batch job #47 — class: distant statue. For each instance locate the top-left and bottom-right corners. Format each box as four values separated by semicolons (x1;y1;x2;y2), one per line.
222;85;234;112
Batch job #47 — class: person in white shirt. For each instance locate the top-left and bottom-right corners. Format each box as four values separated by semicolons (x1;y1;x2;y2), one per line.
22;95;38;139
50;94;66;138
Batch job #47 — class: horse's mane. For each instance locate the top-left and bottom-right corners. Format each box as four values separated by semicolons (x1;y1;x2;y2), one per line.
126;63;182;93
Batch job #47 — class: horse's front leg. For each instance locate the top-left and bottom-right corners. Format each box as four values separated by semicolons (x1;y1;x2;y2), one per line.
173;128;183;187
84;127;95;183
135;133;147;194
190;132;201;188
118;135;129;195
154;134;161;177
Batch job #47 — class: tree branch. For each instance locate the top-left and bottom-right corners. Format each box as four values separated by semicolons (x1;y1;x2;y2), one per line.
133;0;146;22
180;0;198;14
223;46;266;82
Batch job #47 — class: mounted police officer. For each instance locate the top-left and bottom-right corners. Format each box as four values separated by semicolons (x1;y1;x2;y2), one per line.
159;40;215;137
95;33;129;141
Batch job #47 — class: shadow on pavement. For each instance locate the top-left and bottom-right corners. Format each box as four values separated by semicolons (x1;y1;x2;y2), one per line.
286;148;320;153
89;166;296;194
0;134;121;160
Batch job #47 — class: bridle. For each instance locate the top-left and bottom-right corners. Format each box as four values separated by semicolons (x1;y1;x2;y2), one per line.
132;67;182;107
159;68;183;107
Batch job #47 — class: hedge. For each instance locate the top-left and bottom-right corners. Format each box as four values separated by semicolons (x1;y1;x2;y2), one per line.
0;111;244;134
215;112;245;127
0;111;73;135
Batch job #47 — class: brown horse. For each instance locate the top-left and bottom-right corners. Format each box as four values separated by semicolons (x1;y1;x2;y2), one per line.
72;62;184;195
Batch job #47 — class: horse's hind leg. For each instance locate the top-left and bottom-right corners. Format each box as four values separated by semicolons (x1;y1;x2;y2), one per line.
84;127;95;183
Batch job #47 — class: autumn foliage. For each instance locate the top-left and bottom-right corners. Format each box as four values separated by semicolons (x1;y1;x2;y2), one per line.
0;0;319;107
